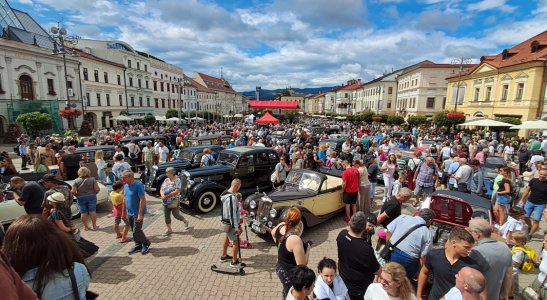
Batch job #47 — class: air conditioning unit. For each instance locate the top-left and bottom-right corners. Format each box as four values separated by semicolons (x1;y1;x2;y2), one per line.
67;88;74;97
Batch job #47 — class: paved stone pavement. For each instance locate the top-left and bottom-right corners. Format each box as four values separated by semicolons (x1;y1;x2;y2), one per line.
1;145;544;299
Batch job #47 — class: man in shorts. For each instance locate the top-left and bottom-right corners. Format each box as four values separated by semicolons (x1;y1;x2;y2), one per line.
220;179;244;267
342;160;360;223
518;168;547;238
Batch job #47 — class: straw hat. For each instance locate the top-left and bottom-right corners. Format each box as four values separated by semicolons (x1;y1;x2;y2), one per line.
47;192;65;203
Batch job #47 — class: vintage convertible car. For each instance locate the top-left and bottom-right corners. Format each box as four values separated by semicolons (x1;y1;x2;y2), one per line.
419;190;494;247
244;169;344;236
0;177;109;227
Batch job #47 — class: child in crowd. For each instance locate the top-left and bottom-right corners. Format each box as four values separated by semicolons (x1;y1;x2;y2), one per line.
496;207;526;247
374;228;387;267
391;173;406;197
511;230;537;297
230;192;248;248
110;181;129;243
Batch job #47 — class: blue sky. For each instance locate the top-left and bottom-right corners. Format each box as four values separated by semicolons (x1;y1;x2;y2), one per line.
8;0;547;91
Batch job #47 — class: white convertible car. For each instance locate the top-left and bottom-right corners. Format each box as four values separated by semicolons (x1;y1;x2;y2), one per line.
0;180;109;227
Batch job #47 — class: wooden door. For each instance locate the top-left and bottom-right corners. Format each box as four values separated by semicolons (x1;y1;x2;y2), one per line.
19;75;34;100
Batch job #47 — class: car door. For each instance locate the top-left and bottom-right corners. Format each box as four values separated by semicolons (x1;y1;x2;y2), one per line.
232;153;256;190
312;178;343;216
254;152;274;187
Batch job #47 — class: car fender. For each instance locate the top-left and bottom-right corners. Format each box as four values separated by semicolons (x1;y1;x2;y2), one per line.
189;181;227;200
154;174;167;186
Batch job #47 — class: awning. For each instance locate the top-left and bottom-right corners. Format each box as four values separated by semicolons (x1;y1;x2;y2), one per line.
255;112;279;124
249;101;299;109
457;118;514;128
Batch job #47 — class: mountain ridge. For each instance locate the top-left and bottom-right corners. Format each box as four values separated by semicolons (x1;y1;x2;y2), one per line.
242;86;337;100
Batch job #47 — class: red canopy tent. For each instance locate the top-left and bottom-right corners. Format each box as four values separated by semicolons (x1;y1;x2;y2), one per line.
255;112;279;124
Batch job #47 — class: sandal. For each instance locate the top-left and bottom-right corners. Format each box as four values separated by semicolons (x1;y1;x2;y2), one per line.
120;238;130;243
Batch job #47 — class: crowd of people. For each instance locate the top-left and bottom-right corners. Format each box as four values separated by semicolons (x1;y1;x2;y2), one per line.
1;117;547;299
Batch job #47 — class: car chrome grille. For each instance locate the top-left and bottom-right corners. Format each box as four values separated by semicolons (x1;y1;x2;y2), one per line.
257;200;272;223
179;174;188;198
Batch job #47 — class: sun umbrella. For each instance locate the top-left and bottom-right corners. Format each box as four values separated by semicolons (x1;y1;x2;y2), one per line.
165;117;180;122
457;118;515;128
112;115;132;121
510;120;547;130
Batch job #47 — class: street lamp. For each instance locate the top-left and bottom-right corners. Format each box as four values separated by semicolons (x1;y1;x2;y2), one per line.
451;57;472;133
50;24;79;129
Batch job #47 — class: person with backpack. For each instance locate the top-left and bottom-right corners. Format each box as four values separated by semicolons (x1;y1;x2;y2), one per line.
112;154;132;179
406;151;422;191
200;148;215;167
219;179;244;268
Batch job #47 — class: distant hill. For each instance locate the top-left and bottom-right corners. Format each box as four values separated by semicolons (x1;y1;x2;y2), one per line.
242;86;337;100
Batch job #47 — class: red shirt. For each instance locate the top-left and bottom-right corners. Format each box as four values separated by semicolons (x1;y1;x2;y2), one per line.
342;167;360;193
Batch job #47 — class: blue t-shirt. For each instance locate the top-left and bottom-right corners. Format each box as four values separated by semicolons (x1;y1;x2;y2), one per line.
124;181;146;217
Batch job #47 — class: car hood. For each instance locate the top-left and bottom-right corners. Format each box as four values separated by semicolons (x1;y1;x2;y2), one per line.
156;160;191;170
186;164;232;177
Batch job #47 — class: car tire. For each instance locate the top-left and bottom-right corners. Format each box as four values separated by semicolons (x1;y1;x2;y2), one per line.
194;190;218;213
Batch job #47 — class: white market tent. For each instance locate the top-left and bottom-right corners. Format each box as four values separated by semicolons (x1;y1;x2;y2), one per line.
155;116;166;121
187;117;205;122
457;118;515;128
130;115;145;120
165;117;180;122
112;115;132;121
510;120;547;130
234;113;244;118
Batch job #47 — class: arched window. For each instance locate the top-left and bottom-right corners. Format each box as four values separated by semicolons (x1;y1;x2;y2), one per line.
19;75;34;100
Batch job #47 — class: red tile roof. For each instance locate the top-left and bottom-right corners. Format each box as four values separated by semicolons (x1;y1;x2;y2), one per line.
338;82;364;91
480;30;547;68
249;101;299;109
195;72;238;94
190;78;214;93
71;48;125;68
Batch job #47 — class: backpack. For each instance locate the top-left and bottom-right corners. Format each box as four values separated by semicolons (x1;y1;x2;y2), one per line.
205;154;215;166
220;192;236;227
512;246;536;272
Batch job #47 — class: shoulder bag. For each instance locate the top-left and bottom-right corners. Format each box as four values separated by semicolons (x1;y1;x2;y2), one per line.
379;223;425;260
68;264;99;300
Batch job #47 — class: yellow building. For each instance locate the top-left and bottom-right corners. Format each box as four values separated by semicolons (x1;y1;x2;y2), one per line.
445;30;547;121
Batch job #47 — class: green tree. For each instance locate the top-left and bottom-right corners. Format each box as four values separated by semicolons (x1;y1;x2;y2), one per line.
433;111;466;128
380;114;390;123
407;115;428;127
165;109;178;119
16;112;52;137
387;115;405;125
143;115;156;126
498;117;521;125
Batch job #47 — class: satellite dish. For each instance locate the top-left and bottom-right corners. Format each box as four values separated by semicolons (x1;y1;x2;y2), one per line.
59;28;67;36
50;27;59;34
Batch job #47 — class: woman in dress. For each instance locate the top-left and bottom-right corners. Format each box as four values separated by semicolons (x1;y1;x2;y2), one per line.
364;262;416;300
2;215;90;299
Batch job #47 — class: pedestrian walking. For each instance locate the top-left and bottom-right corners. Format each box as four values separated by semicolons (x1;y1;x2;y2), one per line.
72;167;100;231
354;159;371;214
121;170;151;255
381;154;399;202
518;168;547;238
220;179;245;267
341;160;360;223
160;167;189;236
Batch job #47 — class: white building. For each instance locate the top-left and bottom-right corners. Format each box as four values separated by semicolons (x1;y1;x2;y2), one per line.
324;91;336;114
150;55;184;117
191;78;217;117
193;72;242;115
75;39;154;117
334;79;363;115
75;49;126;129
182;74;197;113
361;74;399;114
0;1;82;133
395;63;458;118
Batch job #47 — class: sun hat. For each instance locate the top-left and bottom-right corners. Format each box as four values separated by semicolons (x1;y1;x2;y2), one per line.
47;192;65;203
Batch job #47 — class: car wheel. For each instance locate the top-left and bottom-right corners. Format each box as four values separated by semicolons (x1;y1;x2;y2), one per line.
194;190;218;213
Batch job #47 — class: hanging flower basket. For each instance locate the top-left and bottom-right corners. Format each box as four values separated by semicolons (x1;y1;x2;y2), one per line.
446;112;464;120
59;109;82;119
372;115;382;122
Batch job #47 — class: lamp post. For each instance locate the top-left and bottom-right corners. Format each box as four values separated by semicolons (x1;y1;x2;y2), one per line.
50;24;79;130
451;58;472;133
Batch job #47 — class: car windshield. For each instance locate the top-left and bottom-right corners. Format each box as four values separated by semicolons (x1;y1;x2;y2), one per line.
286;172;322;192
179;150;194;161
217;152;239;166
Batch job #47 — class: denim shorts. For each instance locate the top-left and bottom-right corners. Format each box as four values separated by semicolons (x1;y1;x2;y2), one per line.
77;194;97;214
496;194;511;206
525;201;546;221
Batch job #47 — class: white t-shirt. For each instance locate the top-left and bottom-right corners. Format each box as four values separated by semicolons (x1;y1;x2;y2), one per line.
504;145;515;155
157;146;169;162
495;216;524;240
441;147;452;159
443;286;462;300
364;283;416;300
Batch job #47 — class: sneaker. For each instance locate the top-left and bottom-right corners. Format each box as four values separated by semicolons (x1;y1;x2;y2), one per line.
162;229;173;237
128;246;142;255
219;255;233;262
230;260;246;268
141;244;150;255
183;220;190;230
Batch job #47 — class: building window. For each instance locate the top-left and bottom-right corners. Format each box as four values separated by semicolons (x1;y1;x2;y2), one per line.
161;83;164;92
516;83;524;100
474;88;480;102
94;70;99;82
138;78;142;88
167;84;170;92
147;97;150;107
47;79;56;95
426;97;435;109
106;94;110;106
144;65;147;72
139;97;143;107
96;93;101;106
119;95;123;106
131;97;134;106
67;81;72;90
117;75;121;85
128;60;132;68
168;99;171;109
83;68;88;81
129;77;133;87
86;93;91;106
137;62;140;70
501;85;509;101
388;87;393;94
162;99;165;108
104;72;108;83
485;86;492;101
145;80;149;89
155;98;159;108
153;81;157;91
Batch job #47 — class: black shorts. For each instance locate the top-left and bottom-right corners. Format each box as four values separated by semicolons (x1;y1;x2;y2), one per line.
343;192;358;204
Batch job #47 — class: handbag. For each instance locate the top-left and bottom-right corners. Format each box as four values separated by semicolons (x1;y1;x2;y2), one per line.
379;223;425;260
523;276;547;300
68;264;99;300
167;198;179;209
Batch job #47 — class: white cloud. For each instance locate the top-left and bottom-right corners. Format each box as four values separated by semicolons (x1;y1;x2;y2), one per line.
467;0;516;13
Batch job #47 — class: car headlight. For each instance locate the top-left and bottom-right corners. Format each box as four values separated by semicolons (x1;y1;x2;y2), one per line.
249;200;257;209
187;179;194;188
270;208;277;218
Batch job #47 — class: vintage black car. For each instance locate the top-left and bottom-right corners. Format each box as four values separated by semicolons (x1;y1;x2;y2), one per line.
244;169;344;236
146;145;224;195
180;134;231;148
119;135;169;157
179;146;279;213
318;138;345;154
75;145;117;163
